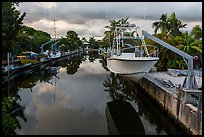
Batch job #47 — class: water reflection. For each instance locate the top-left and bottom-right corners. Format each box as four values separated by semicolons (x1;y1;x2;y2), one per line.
99;57;109;72
105;100;145;135
59;56;84;75
103;72;145;135
2;54;87;135
2;52;190;135
19;72;38;92
88;51;100;63
103;71;189;135
103;72;137;101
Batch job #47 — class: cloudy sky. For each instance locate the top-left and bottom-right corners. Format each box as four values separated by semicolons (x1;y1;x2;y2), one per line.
17;2;202;40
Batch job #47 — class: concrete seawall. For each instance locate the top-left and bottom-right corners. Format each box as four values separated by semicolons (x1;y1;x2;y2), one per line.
135;73;202;135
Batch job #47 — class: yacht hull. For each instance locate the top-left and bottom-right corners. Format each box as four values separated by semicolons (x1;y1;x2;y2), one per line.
18;57;39;64
107;55;159;79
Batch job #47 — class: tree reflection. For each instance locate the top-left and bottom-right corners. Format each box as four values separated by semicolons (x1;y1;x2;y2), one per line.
66;56;83;75
19;72;39;92
58;57;69;68
103;73;168;134
103;72;137;101
39;67;54;84
99;57;109;71
103;72;190;135
38;63;61;85
2;63;62;135
103;72;144;117
88;51;100;63
104;73;145;135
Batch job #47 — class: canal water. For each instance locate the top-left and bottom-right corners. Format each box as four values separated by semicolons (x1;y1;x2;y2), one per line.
2;52;189;135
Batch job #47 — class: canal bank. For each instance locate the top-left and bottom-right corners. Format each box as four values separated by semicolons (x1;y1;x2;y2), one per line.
2;49;84;86
133;71;202;135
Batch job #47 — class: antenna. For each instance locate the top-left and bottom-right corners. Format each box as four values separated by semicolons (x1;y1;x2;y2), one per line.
144;3;147;20
54;19;56;39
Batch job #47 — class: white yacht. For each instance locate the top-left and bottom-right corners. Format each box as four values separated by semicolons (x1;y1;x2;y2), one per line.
106;23;159;79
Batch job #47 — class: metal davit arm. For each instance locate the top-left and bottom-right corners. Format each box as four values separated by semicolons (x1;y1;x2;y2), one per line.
142;30;197;90
40;39;55;54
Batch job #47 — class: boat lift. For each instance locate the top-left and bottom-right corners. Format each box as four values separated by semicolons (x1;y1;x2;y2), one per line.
142;30;198;90
51;41;60;52
40;38;59;54
40;39;60;54
40;39;54;54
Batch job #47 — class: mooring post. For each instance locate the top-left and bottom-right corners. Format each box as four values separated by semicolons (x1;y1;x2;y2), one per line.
7;52;10;96
176;84;182;123
197;95;202;135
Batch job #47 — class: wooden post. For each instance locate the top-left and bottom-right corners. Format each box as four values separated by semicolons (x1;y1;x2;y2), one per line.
197;95;202;134
7;53;10;96
176;84;181;123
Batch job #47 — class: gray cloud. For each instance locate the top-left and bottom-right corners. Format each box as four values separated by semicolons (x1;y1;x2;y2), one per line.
18;2;202;39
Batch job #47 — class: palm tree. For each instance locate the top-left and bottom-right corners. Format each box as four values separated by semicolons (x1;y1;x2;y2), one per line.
152;13;169;34
119;17;129;25
109;19;120;32
103;17;130;48
152;12;186;36
168;12;187;36
102;30;111;49
107;19;120;46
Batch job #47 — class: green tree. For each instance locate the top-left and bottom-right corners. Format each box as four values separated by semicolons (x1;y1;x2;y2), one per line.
58;37;68;52
119;17;129;25
177;32;202;55
2;96;27;135
152;12;186;36
2;97;17;135
102;17;129;48
81;37;88;43
65;30;82;50
88;36;101;49
16;26;51;54
190;25;202;40
168;12;187;36
2;2;26;59
102;30;111;49
152;13;169;34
